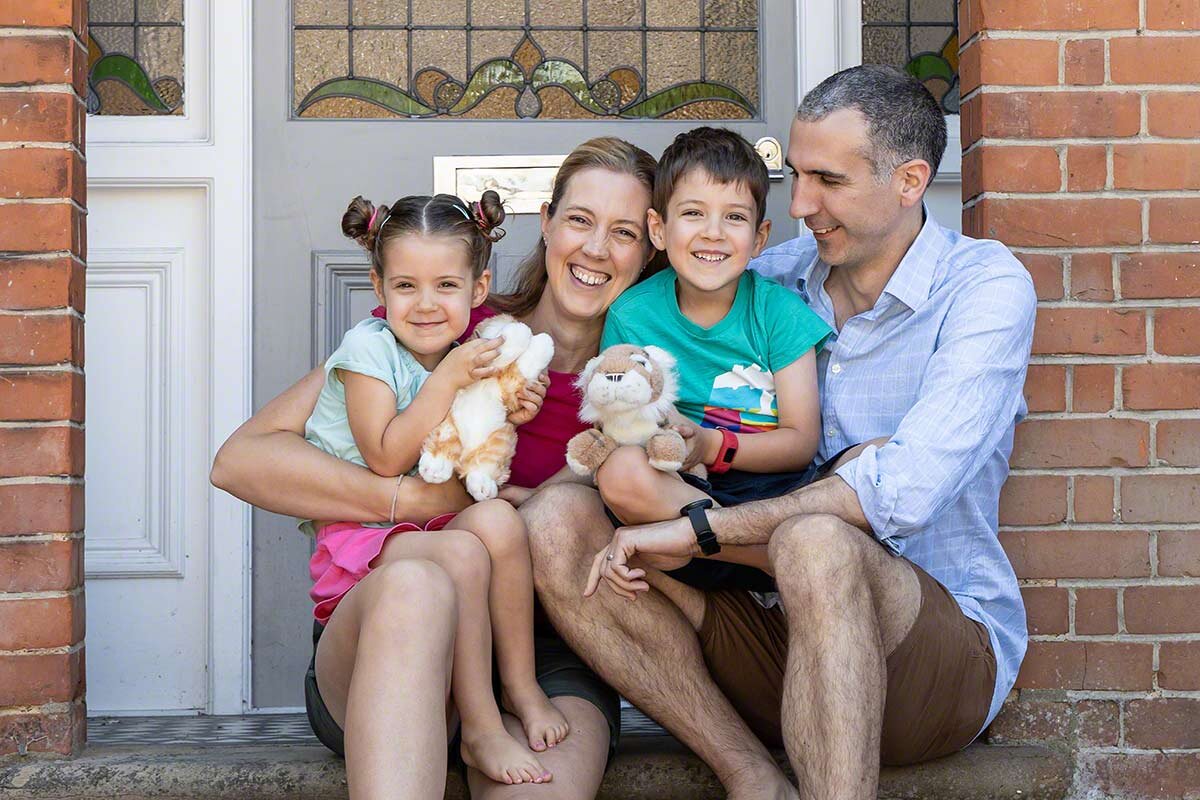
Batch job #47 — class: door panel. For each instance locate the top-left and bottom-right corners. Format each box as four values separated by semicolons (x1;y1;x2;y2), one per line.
252;0;801;707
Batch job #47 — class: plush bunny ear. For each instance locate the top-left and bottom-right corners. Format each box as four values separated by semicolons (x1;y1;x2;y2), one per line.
473;313;514;341
574;353;606;423
643;345;679;415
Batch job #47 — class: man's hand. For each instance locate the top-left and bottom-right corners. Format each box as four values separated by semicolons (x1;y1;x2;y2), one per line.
584;516;700;600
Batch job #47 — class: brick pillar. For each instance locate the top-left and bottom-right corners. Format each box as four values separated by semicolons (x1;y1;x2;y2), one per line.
0;0;88;757
961;0;1200;795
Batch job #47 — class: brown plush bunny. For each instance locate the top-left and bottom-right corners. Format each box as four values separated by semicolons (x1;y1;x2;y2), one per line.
565;344;689;477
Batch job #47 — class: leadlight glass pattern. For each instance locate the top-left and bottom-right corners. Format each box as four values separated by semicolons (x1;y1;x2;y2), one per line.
88;0;185;115
861;0;958;114
293;0;761;120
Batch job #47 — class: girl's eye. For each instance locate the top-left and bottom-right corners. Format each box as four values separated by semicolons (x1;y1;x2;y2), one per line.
394;282;414;290
728;213;747;222
682;209;701;217
439;281;459;289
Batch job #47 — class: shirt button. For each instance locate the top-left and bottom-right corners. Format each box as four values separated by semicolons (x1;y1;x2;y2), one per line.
831;363;842;374
826;427;836;438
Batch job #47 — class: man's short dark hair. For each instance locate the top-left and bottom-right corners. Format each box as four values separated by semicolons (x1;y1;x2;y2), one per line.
654;127;770;226
798;64;948;182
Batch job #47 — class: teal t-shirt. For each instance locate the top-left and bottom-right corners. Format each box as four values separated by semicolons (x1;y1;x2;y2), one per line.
601;268;832;433
305;315;431;471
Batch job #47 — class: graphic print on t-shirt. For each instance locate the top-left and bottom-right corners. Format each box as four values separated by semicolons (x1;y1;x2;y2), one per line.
702;363;777;433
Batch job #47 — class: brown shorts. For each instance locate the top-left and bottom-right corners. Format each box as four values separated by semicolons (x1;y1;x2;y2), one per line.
698;563;996;766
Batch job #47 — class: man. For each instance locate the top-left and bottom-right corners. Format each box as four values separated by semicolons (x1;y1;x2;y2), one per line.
523;64;1035;800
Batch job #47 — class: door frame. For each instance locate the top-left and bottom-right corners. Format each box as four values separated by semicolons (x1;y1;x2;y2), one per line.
796;0;962;181
86;0;254;715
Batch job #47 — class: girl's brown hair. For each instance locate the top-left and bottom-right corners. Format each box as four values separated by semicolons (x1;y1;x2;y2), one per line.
488;137;663;317
342;191;506;278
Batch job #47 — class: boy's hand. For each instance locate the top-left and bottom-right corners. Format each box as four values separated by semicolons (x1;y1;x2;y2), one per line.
673;419;722;471
508;372;549;426
430;337;503;391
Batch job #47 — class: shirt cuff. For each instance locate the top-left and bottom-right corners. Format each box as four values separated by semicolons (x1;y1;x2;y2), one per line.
835;446;905;557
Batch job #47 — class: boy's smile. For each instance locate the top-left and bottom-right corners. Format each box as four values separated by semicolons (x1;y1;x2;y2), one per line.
648;168;770;304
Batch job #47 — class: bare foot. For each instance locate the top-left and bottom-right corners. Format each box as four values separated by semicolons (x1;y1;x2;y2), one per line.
724;764;799;800
503;684;571;751
460;725;552;786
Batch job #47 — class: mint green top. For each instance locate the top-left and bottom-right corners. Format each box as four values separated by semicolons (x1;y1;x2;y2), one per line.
300;316;431;534
601;268;832;434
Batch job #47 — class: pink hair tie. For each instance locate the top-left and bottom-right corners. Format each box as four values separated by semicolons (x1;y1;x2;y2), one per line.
367;207;380;231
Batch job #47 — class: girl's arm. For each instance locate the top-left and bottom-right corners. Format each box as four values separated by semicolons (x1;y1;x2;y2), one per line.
210;366;471;524
343;337;503;477
692;350;822;473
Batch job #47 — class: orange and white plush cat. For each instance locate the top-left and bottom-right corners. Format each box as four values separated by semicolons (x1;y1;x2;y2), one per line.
418;314;554;501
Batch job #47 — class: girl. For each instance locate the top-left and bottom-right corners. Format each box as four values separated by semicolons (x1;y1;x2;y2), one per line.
304;191;568;789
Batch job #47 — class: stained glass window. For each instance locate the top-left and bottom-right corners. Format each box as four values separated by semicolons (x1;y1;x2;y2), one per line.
87;0;185;115
293;0;761;120
861;0;958;114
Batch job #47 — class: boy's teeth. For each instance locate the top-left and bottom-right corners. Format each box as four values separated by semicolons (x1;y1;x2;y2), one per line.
693;253;726;262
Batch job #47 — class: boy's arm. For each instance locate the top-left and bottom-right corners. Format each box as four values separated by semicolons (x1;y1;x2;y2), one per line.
342;369;459;477
689;352;821;473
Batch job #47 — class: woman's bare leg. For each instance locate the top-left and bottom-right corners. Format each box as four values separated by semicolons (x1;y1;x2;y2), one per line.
315;558;457;800
372;529;550;785
451;499;570;752
469;698;611;800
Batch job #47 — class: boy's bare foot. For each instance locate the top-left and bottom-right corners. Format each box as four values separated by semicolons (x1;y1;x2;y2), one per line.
503;683;571;751
460;725;552;785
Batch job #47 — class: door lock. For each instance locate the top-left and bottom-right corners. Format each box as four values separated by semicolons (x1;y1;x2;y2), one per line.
755;136;785;182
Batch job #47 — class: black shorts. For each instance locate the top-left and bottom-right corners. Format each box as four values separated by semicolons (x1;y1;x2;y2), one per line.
602;464;820;594
304;620;621;763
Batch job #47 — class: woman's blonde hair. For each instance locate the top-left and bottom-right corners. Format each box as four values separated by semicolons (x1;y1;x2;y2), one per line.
489;137;663;317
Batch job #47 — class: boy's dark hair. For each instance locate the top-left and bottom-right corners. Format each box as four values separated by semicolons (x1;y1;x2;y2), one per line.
798;64;947;183
342;191;505;278
653;127;769;226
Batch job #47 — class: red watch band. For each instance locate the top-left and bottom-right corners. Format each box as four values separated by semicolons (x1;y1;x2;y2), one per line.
707;427;739;474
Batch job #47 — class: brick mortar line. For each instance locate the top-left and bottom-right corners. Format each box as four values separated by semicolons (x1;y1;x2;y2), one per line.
0;29;79;39
1021;409;1200;419
978;190;1200;200
971;84;1200;95
0;702;75;718
1033;299;1200;308
0;642;82;657
0;476;83;486
0;531;81;543
0;421;84;429
964;139;1200;156
0;87;87;107
0;531;85;538
1021;577;1200;588
0;143;86;162
0;586;80;601
1073;745;1200;753
1030;354;1200;364
0;364;84;374
1031;634;1200;643
1004;468;1200;477
0;251;84;264
0;307;84;319
0;199;87;214
973;30;1200;40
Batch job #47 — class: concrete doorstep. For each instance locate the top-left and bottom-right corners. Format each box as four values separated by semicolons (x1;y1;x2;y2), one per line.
0;736;1070;800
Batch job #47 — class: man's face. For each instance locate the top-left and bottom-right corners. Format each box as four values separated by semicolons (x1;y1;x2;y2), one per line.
785;108;910;270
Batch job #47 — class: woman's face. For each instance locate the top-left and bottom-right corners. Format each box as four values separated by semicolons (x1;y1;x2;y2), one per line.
539;167;653;322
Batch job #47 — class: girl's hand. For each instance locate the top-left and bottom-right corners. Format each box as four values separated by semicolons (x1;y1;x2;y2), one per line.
508;372;549;426
673;419;721;471
499;484;535;507
432;337;503;390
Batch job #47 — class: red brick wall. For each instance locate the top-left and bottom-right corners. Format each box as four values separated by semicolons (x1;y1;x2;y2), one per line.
0;0;88;757
961;1;1200;795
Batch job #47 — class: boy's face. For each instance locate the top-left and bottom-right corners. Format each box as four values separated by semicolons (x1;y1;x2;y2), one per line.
647;168;771;296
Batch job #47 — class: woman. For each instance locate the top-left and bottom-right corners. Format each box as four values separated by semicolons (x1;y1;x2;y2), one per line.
211;137;661;800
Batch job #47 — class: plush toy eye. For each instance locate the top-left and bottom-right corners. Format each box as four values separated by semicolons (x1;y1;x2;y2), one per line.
629;353;650;367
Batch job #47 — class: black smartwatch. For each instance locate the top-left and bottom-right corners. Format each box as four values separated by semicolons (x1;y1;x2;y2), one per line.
680;498;721;556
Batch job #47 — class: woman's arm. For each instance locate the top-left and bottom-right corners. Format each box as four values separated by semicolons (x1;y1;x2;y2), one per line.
210;367;471;524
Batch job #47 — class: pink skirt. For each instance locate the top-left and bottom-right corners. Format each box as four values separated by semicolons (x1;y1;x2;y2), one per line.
309;513;458;623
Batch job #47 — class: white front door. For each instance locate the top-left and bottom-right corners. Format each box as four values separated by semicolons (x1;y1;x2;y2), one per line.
84;0;252;715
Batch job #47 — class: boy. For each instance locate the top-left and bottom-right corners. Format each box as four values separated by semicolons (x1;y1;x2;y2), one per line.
595;127;832;578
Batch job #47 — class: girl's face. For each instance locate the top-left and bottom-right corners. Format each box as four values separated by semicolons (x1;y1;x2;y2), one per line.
371;235;490;366
539;167;654;323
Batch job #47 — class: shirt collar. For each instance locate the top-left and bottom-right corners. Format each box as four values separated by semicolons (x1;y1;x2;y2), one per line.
795;205;943;313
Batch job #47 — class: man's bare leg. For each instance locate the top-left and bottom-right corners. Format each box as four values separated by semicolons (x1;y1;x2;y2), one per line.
469;698;611;800
767;513;922;800
525;483;797;800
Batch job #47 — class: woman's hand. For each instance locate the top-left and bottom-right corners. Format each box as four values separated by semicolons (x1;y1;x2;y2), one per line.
499;484;535;507
508;372;549;426
431;337;503;391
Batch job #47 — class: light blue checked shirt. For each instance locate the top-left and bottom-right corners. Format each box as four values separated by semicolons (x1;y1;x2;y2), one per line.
750;211;1036;729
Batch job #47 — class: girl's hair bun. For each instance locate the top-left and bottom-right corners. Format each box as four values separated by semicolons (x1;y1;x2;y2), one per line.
475;189;506;243
342;195;388;252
